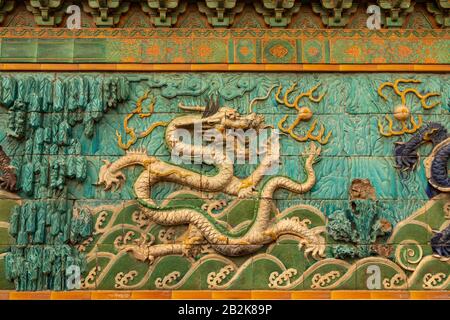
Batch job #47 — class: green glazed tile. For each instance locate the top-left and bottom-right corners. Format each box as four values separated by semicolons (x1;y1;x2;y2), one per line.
37;39;74;62
74;39;106;62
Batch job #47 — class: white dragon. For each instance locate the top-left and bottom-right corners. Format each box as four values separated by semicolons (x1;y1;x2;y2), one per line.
97;99;326;263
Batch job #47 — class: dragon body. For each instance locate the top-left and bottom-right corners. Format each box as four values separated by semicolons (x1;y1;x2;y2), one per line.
394;122;450;197
393;122;450;258
98;104;326;263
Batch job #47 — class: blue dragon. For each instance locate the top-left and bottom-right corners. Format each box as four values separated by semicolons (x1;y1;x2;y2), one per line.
394;122;450;258
394;122;449;198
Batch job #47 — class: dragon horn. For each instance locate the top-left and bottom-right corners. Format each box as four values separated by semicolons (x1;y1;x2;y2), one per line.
202;95;220;118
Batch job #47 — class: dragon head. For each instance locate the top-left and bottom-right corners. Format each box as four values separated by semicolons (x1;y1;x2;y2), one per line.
201;107;266;132
178;96;267;133
420;122;448;146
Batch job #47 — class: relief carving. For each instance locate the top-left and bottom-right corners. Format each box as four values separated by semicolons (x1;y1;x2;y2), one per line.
0;73;448;291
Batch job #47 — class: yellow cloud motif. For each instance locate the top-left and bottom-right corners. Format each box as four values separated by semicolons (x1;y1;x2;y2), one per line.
377;78;441;137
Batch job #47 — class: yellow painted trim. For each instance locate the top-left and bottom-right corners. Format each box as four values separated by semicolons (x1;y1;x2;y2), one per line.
0;64;448;72
0;290;449;300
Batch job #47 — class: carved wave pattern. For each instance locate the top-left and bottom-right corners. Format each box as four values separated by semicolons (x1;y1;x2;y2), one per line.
78;192;450;290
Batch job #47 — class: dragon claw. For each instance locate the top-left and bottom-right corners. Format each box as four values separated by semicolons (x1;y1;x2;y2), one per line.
264;230;278;241
238;186;256;198
97;160;126;192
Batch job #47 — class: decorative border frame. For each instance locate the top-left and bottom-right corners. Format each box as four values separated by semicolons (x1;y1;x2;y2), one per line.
0;63;448;72
0;27;448;299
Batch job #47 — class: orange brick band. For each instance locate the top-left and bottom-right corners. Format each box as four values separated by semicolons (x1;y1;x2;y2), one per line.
0;290;449;300
0;64;448;72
